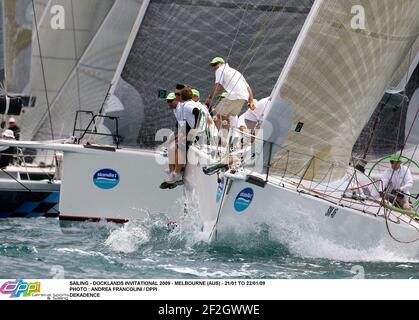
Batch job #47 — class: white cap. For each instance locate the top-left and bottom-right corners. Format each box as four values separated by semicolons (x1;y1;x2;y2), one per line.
2;129;15;139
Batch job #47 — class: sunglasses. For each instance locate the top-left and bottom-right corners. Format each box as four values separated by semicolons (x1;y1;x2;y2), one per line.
167;100;175;103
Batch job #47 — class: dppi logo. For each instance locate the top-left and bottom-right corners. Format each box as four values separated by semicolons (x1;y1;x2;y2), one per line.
216;178;225;203
0;280;41;298
234;188;254;213
93;169;120;190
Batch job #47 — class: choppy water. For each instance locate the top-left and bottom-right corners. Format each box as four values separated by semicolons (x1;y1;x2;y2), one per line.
1;211;419;279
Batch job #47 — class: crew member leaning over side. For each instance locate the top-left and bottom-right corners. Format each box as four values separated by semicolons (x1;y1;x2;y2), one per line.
161;87;200;189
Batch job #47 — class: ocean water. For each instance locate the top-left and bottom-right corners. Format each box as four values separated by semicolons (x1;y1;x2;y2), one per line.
1;210;419;280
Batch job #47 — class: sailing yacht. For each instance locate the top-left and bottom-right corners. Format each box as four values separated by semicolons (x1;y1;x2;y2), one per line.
1;0;417;263
185;0;419;255
0;0;61;218
0;0;311;225
0;0;161;219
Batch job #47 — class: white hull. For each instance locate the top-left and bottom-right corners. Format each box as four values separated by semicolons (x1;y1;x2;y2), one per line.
186;146;419;259
60;147;183;224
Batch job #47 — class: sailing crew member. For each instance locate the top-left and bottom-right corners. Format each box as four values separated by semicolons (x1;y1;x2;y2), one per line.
164;92;180;178
0;129;16;168
7;117;21;141
205;57;255;119
161;88;200;189
380;155;414;210
192;89;215;125
242;97;270;132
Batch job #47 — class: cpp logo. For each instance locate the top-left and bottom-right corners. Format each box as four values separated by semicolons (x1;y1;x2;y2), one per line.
234;188;254;213
0;280;41;298
216;178;225;203
93;169;120;190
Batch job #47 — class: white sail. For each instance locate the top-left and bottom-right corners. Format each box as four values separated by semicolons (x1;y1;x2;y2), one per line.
2;0;33;95
20;0;147;141
20;0;115;140
262;0;419;181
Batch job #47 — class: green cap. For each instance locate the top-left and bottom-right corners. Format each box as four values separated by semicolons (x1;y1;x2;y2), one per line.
210;57;225;65
219;91;228;98
389;154;402;162
166;92;176;100
192;89;200;97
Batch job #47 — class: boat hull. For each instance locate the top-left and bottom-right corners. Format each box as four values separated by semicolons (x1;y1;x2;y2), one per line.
186;147;419;259
0;180;60;218
59;147;183;225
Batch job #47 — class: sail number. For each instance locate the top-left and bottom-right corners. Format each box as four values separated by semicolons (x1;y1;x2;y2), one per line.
325;206;339;219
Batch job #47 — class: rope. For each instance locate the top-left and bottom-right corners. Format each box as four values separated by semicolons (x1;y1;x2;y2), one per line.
70;0;83;130
383;206;419;244
207;1;252;108
209;2;279;109
31;0;55;141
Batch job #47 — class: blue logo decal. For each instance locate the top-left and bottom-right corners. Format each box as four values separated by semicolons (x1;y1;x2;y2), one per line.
234;188;254;213
216;178;225;203
93;169;120;190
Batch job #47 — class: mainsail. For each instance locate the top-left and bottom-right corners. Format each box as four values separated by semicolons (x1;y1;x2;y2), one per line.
20;0;146;141
262;0;419;181
2;0;33;95
111;0;313;148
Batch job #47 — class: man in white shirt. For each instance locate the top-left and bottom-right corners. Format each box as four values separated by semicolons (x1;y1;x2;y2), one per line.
205;57;255;118
380;155;414;210
164;92;180;179
161;88;200;189
192;89;218;141
242;97;270;132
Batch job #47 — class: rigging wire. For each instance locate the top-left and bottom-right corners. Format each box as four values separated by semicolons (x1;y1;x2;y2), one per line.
210;2;279;108
70;0;83;130
31;0;55;141
381;107;419;244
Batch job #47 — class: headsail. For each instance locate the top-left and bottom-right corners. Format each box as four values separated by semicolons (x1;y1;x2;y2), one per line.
20;0;147;141
262;0;419;181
